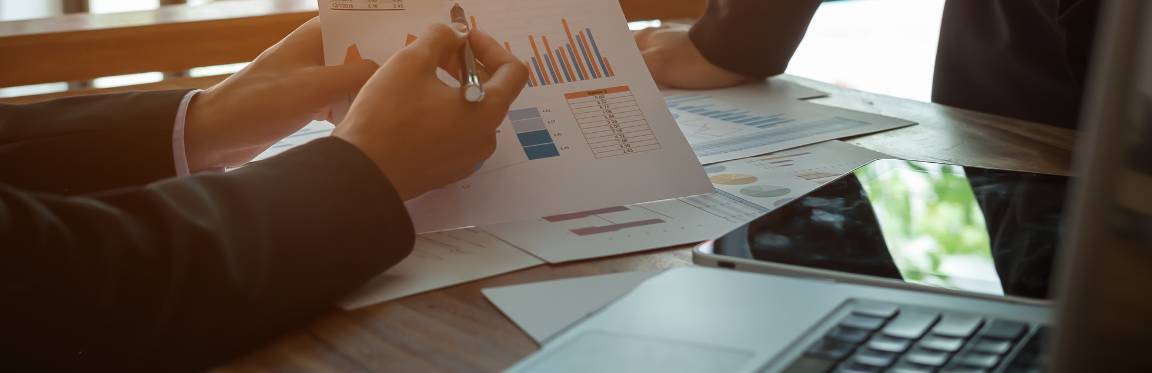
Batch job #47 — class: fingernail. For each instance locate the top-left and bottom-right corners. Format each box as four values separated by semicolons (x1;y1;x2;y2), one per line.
451;22;469;37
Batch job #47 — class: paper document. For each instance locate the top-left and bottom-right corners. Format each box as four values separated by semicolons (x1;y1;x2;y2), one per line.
340;228;544;310
481;141;888;263
319;0;711;233
483;271;659;343
663;85;915;164
252;121;333;162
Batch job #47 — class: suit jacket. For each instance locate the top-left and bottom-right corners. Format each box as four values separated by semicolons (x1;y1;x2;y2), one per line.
688;0;1100;128
0;90;415;371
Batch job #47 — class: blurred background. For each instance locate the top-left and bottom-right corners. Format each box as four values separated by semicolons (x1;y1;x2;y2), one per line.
0;0;944;103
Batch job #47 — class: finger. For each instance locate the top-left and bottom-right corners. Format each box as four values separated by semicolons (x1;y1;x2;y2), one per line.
258;17;325;66
392;23;468;76
469;29;529;104
633;27;658;50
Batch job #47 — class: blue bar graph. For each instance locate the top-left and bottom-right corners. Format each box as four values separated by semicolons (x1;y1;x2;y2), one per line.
665;95;795;129
509;108;561;160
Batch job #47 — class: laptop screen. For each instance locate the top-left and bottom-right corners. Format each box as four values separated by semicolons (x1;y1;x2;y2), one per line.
709;159;1069;300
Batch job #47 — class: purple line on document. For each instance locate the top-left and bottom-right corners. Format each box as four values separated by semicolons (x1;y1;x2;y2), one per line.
543;206;632;222
569;219;667;236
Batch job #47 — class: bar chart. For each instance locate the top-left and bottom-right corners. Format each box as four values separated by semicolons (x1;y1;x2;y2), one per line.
665;94;795;128
508;108;561;160
488;18;617;87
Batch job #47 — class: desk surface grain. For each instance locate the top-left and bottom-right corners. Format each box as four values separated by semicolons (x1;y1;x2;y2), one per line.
214;75;1077;372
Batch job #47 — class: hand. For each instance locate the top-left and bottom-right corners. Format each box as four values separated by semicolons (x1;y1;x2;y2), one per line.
334;23;529;200
634;24;757;89
185;18;378;171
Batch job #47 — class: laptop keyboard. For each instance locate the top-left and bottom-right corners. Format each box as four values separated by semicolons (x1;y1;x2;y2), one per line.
781;302;1049;373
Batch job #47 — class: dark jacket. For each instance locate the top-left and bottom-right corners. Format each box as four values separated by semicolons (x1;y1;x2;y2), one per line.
0;90;415;371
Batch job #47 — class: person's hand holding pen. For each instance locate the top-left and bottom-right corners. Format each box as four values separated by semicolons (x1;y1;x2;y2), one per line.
334;23;529;200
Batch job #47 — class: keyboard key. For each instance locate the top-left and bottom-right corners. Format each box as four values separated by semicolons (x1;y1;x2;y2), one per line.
889;361;936;373
782;356;838;373
836;361;881;373
852;303;899;319
919;335;965;352
954;352;1002;369
978;320;1028;340
969;338;1012;355
867;334;913;353
806;339;857;360
932;314;984;338
904;347;951;367
826;326;872;344
841;314;887;331
941;368;987;373
1003;326;1050;371
851;348;897;368
883;311;940;339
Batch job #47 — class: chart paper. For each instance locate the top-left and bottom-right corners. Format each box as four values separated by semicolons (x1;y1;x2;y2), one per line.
319;0;711;232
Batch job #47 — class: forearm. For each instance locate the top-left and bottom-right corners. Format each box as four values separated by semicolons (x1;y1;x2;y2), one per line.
689;0;822;77
1;138;414;371
0;90;190;194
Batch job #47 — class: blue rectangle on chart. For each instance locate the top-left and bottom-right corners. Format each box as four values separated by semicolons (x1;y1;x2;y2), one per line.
508;107;542;121
524;143;560;160
517;130;554;147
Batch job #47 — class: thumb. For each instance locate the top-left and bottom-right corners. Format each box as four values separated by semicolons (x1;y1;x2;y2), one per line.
392;23;467;75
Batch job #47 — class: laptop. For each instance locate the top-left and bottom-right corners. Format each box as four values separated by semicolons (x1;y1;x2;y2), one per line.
506;2;1152;372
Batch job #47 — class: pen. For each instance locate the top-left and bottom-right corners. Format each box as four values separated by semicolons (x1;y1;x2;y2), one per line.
451;4;485;103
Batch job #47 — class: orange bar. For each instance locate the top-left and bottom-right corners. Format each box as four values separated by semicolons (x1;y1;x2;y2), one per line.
603;57;615;77
559;49;577;82
562;19;590;80
578;31;600;78
542;36;563;83
528;36;550;85
469;15;478;29
564;85;631;100
343;44;363;64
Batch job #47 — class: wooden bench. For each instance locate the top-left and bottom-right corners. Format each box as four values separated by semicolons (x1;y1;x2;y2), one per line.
0;0;705;104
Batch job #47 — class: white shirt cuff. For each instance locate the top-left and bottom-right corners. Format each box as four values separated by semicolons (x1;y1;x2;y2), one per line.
172;89;201;177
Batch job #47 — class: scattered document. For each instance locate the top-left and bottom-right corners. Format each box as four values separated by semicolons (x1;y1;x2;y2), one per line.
340;228;544;310
252;121;333;162
481;141;888;263
704;140;889;209
663;85;915;164
320;0;711;233
483;271;659;343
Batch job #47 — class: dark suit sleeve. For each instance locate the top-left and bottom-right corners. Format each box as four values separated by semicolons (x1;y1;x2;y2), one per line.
0;90;189;195
688;0;822;77
1;137;415;371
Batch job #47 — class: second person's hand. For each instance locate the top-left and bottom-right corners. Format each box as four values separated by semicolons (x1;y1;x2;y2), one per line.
635;24;757;89
335;23;530;201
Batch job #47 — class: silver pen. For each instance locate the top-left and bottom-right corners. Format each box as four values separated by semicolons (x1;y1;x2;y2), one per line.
451;4;485;103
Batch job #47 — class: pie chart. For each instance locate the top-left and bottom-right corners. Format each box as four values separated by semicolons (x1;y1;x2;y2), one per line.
740;185;792;198
710;173;758;185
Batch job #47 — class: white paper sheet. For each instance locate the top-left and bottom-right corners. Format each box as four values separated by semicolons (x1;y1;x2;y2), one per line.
482;271;659;343
252;121;334;162
340;228;544;309
663;85;915;164
481;141;888;263
319;0;712;233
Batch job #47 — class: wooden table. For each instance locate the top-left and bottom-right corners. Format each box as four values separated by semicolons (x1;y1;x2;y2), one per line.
212;75;1077;372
